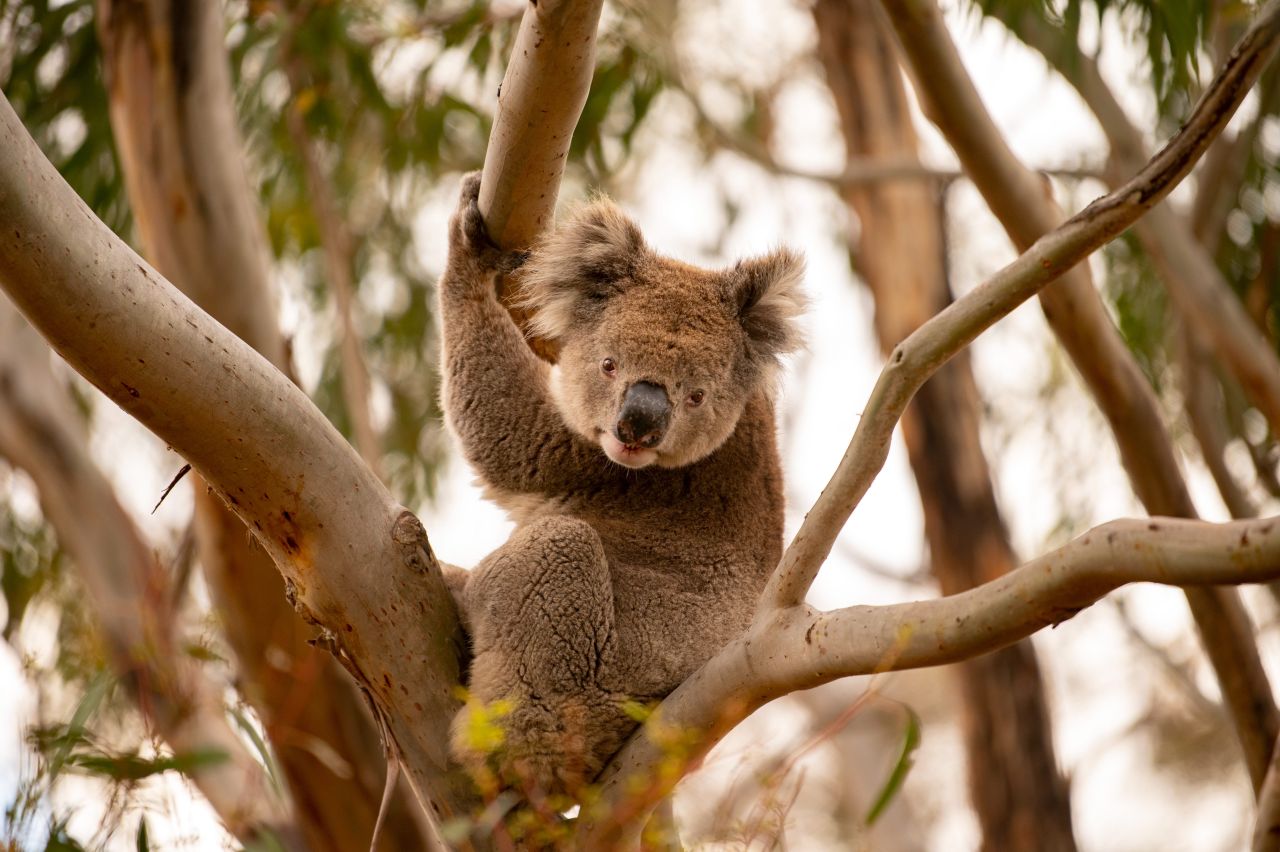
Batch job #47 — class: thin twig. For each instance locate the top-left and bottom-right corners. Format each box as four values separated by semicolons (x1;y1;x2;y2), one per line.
997;2;1280;441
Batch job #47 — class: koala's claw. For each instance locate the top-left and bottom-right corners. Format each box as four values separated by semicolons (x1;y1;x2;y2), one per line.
461;185;494;251
449;171;529;279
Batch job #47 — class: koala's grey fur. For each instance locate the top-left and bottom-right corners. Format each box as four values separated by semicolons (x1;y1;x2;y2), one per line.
438;173;805;796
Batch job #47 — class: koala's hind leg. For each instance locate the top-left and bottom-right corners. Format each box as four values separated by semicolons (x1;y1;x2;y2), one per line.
453;516;630;797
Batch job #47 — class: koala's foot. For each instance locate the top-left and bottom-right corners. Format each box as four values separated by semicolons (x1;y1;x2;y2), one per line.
452;516;632;797
452;688;629;799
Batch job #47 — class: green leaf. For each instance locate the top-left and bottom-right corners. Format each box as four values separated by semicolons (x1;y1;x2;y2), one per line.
230;706;284;796
182;641;227;664
48;671;112;780
67;747;228;782
864;707;922;826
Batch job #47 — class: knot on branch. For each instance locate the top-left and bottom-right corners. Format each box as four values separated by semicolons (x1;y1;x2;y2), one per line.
391;510;438;575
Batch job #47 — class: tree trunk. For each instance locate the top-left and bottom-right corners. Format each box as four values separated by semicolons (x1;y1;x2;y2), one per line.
92;2;429;847
959;2;1280;792
812;2;1076;848
0;297;298;848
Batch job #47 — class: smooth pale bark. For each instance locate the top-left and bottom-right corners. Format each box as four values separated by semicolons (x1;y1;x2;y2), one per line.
92;2;427;846
812;2;1073;848
478;0;605;361
880;0;1279;796
5;0;1279;845
585;514;1280;846
4;0;612;836
478;0;604;248
0;298;296;847
0;86;475;826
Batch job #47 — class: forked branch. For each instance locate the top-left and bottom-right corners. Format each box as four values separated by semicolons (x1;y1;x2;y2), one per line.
879;0;1279;794
584;515;1280;845
761;0;1280;610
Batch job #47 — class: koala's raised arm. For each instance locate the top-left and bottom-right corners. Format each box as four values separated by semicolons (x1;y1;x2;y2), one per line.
437;175;605;496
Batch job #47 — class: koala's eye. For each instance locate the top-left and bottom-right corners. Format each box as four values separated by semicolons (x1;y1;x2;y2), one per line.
687;390;706;407
601;358;617;377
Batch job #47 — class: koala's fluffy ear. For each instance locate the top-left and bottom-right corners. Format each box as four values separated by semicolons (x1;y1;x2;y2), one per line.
518;198;647;340
731;247;807;363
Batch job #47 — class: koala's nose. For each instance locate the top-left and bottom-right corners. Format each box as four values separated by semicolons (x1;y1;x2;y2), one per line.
616;381;671;448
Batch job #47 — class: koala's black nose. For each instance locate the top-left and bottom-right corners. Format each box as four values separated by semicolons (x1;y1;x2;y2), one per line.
616;381;671;448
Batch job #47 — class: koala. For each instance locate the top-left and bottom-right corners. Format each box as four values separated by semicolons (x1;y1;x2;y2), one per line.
438;173;804;797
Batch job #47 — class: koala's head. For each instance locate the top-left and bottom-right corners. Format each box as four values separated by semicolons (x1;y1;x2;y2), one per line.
519;198;805;470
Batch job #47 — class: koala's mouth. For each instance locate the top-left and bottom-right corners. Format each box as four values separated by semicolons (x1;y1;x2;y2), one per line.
598;430;659;469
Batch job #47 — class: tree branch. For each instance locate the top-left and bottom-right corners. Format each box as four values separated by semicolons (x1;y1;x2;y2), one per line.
0;297;296;847
280;31;383;481
576;4;1280;839
583;8;1280;834
1179;325;1260;520
674;74;1099;190
759;0;1280;611
879;0;1278;796
1256;733;1280;851
1189;64;1280;253
0;87;475;826
993;2;1280;441
4;0;614;835
93;2;429;845
478;0;604;250
477;0;606;362
812;1;1073;844
585;515;1280;845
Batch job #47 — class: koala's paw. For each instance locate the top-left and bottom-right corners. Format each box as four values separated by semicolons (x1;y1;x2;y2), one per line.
446;172;528;281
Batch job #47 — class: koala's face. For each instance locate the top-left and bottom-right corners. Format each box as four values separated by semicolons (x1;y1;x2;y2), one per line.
520;200;805;470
